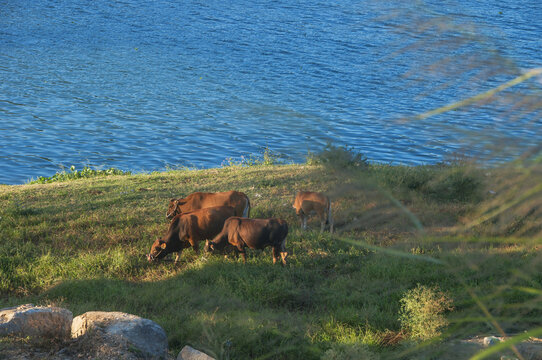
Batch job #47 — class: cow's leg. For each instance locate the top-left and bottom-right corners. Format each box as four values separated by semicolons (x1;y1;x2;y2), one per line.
328;206;334;234
280;252;288;266
302;216;308;231
174;249;183;264
191;241;199;255
239;250;247;264
272;246;280;265
279;238;288;266
319;210;327;233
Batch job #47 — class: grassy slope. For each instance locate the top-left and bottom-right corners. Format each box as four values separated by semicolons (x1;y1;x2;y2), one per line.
1;164;541;359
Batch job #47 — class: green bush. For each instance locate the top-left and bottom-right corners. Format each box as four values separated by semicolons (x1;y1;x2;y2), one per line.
306;143;368;169
425;166;483;203
399;284;454;341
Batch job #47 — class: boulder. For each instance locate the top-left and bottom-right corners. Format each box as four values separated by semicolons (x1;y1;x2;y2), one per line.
71;311;168;358
177;345;215;360
0;304;73;340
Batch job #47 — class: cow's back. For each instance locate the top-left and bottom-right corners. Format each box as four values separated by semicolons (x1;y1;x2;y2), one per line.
235;218;287;249
185;206;235;241
295;191;329;213
180;191;248;217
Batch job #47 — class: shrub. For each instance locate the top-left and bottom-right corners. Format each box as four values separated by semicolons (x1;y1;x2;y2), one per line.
399;284;453;341
306;143;368;169
424;166;484;203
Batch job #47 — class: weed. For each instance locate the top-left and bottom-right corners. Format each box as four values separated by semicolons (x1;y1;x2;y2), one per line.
222;146;283;167
28;166;131;184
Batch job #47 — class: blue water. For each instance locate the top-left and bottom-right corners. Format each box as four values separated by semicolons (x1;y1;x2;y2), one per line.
1;0;541;184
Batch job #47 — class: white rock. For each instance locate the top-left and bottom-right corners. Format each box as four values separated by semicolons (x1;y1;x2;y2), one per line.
0;304;73;339
177;345;215;360
72;311;168;358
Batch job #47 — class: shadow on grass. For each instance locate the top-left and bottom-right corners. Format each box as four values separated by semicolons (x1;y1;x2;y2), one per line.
39;259;324;359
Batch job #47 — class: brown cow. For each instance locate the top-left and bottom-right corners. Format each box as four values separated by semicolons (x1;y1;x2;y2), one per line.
293;191;333;233
148;206;235;263
204;217;288;266
166;191;250;220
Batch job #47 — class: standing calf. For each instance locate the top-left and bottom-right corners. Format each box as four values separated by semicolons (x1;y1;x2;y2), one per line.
293;191;333;233
205;217;289;266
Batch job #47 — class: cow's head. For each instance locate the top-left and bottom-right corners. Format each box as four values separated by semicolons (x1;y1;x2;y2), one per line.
293;204;304;217
166;199;181;220
292;194;303;215
147;239;168;262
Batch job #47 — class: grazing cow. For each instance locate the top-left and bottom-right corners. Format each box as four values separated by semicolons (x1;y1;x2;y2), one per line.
148;206;235;263
205;217;288;266
166;191;250;220
293;191;333;233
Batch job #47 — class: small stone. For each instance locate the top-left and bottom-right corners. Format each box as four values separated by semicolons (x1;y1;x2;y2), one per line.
177;345;215;360
483;336;501;347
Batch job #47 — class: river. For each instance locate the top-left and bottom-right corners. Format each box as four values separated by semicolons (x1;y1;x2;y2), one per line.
1;0;541;184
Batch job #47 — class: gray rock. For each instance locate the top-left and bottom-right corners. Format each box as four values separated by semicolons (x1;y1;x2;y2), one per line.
177;345;215;360
72;311;168;358
0;304;73;339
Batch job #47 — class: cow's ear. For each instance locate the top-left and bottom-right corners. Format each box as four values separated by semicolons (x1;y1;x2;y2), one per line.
160;242;167;249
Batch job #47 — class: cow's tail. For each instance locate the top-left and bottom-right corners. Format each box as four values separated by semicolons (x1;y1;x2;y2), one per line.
242;195;251;218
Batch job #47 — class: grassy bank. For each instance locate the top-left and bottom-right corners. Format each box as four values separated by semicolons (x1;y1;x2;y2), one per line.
1;162;541;359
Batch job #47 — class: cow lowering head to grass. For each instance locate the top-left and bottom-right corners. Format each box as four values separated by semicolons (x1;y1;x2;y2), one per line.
166;191;250;220
148;206;235;263
204;217;289;266
293;191;333;233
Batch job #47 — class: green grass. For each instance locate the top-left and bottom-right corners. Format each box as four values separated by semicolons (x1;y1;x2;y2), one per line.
1;163;541;359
